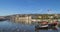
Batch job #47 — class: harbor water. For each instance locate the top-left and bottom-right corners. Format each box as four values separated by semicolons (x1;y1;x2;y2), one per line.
0;20;60;32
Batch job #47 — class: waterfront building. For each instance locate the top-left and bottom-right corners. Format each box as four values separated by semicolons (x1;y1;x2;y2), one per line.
8;14;60;24
13;14;32;24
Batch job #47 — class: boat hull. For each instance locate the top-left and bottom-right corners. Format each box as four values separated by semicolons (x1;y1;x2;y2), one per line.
35;25;48;29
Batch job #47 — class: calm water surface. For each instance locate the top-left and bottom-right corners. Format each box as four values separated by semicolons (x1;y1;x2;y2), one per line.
0;21;60;32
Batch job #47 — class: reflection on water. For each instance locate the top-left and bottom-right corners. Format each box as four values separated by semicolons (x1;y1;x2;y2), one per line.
0;20;35;32
0;20;60;32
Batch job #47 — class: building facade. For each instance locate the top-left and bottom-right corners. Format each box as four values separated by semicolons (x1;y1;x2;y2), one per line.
9;14;60;24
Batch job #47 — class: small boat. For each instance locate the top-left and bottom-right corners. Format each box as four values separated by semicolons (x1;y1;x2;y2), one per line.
35;21;48;29
48;21;58;29
0;19;6;21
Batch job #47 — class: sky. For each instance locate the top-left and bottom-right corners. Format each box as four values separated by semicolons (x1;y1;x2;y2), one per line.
0;0;60;16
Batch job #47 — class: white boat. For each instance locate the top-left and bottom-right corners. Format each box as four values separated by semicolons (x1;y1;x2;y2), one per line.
35;24;48;29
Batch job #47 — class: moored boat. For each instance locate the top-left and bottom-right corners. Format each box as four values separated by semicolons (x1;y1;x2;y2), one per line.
48;21;58;29
35;21;58;29
35;21;48;29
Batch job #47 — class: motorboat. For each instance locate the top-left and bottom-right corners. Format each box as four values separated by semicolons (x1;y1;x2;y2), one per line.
48;21;58;29
35;21;48;29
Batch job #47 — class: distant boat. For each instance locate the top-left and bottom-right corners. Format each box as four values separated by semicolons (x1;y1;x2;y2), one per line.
0;19;7;21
